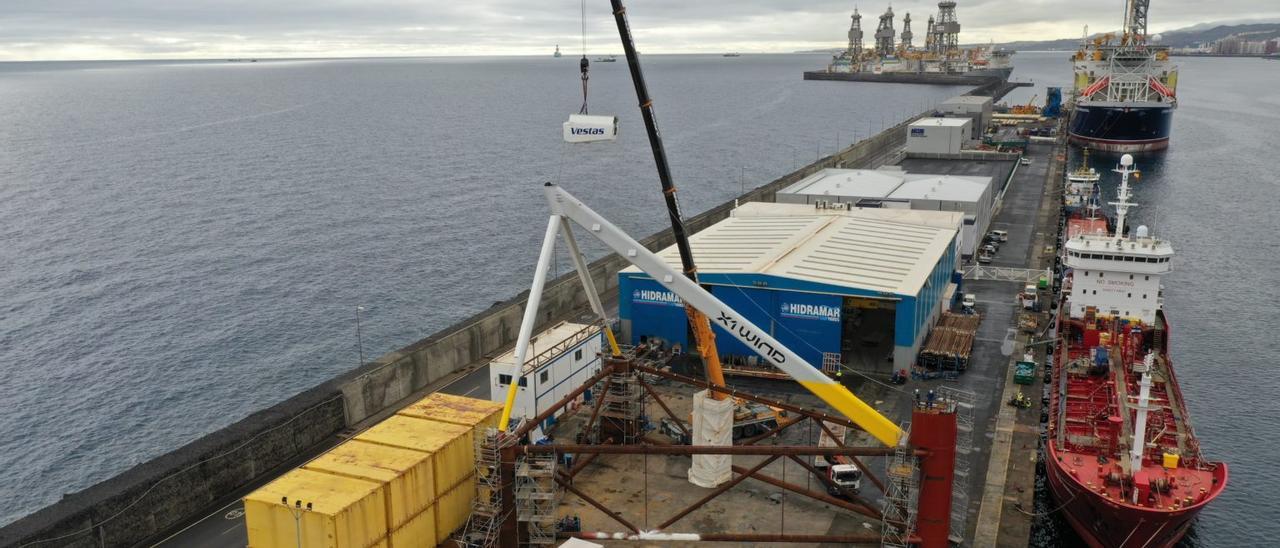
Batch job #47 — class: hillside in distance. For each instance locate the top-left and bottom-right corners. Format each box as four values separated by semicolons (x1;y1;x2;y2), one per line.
984;22;1280;51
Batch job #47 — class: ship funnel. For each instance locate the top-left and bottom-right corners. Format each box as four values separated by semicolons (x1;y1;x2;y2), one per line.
1121;154;1134;166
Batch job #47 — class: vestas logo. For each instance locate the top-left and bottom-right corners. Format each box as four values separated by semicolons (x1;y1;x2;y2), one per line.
779;302;841;322
715;311;786;365
571;127;607;135
633;289;682;307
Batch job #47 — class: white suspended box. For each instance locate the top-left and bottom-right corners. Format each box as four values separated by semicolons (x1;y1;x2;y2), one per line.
563;114;618;143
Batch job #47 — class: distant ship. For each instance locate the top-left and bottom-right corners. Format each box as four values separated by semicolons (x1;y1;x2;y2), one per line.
1049;155;1227;547
554;45;562;58
593;55;617;63
1062;148;1102;216
723;52;741;57
1069;0;1178;151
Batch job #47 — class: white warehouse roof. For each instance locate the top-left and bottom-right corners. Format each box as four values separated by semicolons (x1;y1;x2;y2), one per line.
911;117;971;128
780;168;991;204
941;95;993;105
780;168;904;199
622;202;960;296
890;175;990;202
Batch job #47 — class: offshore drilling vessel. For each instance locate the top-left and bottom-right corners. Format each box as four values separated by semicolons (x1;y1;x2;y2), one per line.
1068;0;1179;151
1049;155;1226;547
816;1;1013;79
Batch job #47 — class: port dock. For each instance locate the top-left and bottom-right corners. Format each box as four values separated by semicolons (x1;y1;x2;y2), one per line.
2;82;1060;547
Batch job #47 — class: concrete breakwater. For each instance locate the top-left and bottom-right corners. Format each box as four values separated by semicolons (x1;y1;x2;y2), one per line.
0;113;926;548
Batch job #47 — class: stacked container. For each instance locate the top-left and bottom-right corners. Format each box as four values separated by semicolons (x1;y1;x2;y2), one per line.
243;394;504;547
243;469;388;548
302;440;437;546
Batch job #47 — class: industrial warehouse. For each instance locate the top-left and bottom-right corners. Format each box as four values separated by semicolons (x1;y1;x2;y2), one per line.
776;167;994;258
619;201;961;374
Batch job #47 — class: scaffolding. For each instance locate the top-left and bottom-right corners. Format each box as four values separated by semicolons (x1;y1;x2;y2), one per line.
460;428;513;548
880;423;919;548
598;367;644;444
939;387;977;543
514;452;560;546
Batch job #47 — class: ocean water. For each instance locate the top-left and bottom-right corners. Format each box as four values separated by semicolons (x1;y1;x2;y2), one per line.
0;54;966;526
1011;52;1280;546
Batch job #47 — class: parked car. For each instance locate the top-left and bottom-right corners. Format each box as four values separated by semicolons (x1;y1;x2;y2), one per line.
990;229;1008;242
1020;157;1032;166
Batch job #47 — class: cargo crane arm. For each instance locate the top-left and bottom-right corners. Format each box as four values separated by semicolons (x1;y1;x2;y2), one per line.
518;183;903;447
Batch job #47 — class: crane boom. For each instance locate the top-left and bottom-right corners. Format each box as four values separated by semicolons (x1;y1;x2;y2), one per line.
609;0;730;401
541;183;904;447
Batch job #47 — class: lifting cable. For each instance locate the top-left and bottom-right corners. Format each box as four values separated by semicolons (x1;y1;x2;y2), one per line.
578;0;591;115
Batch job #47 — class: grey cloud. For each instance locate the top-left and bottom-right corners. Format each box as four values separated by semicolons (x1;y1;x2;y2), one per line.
0;0;1276;60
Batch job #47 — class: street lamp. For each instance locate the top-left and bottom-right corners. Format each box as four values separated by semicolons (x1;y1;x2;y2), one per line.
281;497;312;548
355;305;366;367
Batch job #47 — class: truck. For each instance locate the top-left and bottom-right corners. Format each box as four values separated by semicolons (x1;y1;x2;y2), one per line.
1019;284;1038;310
812;422;862;496
659;401;782;444
826;463;863;496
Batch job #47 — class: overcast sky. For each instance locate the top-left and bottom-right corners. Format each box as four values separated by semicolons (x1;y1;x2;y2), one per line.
2;0;1277;61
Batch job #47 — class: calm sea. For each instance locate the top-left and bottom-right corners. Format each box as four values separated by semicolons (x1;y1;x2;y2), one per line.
0;52;1274;545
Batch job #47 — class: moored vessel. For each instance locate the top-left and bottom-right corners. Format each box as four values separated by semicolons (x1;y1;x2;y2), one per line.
1068;0;1178;151
1049;154;1226;547
1063;148;1102;216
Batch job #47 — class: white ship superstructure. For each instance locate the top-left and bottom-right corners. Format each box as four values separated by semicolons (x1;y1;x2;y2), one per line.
1062;155;1170;323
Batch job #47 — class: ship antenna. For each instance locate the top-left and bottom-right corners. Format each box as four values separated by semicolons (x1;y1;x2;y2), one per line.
1110;154;1138;239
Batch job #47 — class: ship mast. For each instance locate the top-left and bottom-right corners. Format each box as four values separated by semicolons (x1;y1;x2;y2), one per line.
1109;153;1138;238
1131;352;1155;502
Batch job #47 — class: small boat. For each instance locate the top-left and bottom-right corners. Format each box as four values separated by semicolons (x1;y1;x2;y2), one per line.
554;45;562;58
593;55;618;63
723;52;742;57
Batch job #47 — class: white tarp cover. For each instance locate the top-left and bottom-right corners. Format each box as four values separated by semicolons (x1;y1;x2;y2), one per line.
563;114;618;143
687;389;733;488
559;539;604;548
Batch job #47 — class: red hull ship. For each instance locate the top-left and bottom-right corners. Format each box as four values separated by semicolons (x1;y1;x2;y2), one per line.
1048;154;1226;547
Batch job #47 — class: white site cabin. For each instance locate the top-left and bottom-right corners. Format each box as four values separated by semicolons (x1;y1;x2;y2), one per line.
489;321;604;440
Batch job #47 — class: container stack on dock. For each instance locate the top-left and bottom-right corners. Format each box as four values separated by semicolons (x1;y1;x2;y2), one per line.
243;394;503;547
916;312;980;370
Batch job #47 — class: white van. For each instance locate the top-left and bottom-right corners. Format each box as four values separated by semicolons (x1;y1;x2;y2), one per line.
990;229;1008;242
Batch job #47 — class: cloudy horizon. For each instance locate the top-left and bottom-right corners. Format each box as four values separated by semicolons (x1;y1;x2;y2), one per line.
2;1;1277;62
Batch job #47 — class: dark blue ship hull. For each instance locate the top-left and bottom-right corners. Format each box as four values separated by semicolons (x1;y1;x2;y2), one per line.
1068;102;1174;152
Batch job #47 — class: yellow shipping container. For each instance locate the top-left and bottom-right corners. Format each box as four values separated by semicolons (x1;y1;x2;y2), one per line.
303;440;435;530
388;505;437;548
355;415;473;497
397;393;503;438
434;475;475;545
244;468;387;548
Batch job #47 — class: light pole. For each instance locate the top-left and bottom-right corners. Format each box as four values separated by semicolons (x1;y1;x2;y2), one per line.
281;497;312;548
355;305;365;367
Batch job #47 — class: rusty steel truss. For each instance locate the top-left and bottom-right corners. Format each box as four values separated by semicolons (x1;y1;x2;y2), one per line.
473;350;947;547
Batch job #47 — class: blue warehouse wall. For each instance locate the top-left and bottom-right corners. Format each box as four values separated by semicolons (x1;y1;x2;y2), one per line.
619;275;688;348
621;231;955;369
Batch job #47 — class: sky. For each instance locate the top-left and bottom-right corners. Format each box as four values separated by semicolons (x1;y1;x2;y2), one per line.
1;0;1278;61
